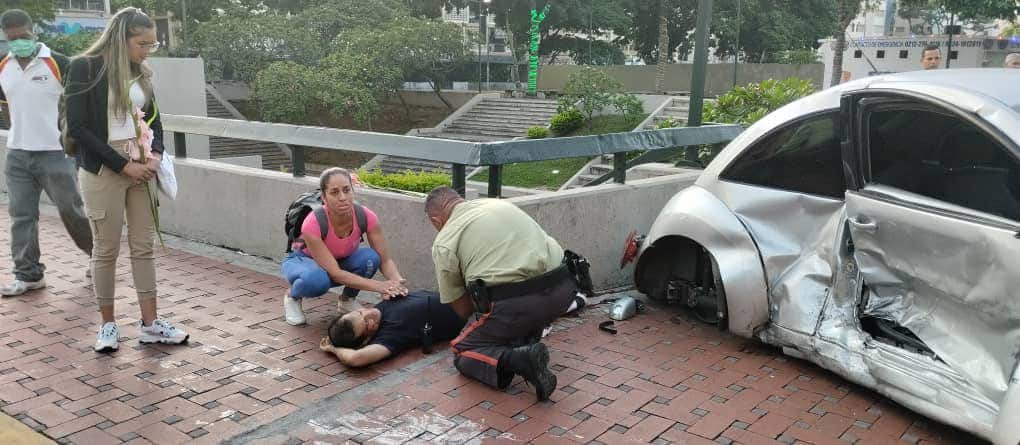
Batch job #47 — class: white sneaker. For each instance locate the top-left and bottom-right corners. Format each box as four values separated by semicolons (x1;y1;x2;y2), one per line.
284;292;306;325
0;279;46;296
139;319;189;345
337;296;360;314
94;322;120;353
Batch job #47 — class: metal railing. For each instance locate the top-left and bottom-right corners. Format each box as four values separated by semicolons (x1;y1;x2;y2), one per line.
162;115;742;198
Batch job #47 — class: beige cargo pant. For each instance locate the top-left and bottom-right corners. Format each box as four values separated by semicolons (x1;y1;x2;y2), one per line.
78;142;157;308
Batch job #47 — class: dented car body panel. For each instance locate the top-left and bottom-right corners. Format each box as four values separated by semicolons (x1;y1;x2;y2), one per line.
635;69;1020;444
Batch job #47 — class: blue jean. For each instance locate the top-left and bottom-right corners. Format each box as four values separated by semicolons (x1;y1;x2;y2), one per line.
281;248;380;299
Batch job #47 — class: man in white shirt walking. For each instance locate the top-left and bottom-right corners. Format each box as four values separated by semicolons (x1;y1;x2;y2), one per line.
0;9;92;296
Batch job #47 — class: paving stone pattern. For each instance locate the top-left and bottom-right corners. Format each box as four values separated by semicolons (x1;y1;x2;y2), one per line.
0;208;983;444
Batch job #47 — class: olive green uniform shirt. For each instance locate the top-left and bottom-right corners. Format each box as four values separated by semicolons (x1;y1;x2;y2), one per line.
431;199;564;304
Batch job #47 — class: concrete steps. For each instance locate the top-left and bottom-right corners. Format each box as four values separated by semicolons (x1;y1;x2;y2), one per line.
205;88;292;171
371;96;560;174
643;97;692;130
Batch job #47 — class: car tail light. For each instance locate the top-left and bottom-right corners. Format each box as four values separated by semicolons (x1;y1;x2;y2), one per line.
620;230;644;269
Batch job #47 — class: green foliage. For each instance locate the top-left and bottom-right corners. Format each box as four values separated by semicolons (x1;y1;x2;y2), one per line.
472;114;647;190
612;94;645;121
1001;23;1019;38
39;32;99;57
567;114;648;136
253;51;403;126
620;0;699;64
711;0;837;63
558;67;643;126
356;169;451;193
899;0;1019;23
527;126;549;139
656;117;682;129
774;49;821;65
336;16;471;109
298;0;408;46
111;0;232;23
0;0;54;23
549;108;585;135
704;77;816;126
193;0;406;82
559;67;624;121
252;62;324;124
471;157;591;190
193;13;319;82
317;51;404;125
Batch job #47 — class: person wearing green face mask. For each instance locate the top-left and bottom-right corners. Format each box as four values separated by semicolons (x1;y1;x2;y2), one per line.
0;9;92;297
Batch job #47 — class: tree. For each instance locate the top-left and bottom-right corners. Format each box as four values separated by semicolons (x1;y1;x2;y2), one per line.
620;0;700;64
296;0;407;46
655;0;669;92
338;17;472;110
559;67;624;124
712;0;837;63
830;0;874;87
111;0;232;22
192;13;319;82
0;0;54;23
900;0;1019;24
252;52;403;127
40;31;100;56
252;62;324;124
897;1;929;34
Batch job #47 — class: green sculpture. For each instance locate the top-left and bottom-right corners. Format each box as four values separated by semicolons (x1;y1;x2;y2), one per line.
528;2;551;95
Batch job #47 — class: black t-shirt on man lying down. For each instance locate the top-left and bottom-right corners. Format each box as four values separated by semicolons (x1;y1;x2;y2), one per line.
369;290;466;354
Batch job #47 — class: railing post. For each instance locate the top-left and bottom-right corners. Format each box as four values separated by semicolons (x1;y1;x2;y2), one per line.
613;153;627;184
487;165;503;198
452;163;466;197
292;146;305;178
173;132;187;158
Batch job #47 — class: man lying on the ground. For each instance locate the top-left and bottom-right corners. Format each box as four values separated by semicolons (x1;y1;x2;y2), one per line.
319;290;465;367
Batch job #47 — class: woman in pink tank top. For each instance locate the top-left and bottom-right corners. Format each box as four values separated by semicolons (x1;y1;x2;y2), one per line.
280;168;408;326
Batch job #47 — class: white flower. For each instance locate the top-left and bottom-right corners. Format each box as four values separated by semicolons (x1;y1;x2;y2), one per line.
552;170;560;174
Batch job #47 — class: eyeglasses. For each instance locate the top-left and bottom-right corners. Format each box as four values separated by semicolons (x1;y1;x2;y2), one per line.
138;41;160;54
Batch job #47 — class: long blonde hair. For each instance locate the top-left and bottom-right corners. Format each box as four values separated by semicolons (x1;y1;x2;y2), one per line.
79;7;155;119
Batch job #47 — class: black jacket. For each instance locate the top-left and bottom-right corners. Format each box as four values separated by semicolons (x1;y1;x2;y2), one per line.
64;55;164;174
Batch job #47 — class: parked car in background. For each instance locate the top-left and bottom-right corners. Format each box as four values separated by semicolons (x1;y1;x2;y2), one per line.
626;69;1020;445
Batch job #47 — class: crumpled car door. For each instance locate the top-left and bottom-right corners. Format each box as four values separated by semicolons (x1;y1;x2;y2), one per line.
845;185;1020;404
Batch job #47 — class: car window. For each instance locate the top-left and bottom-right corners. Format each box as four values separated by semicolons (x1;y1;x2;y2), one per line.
721;112;845;199
867;108;1020;222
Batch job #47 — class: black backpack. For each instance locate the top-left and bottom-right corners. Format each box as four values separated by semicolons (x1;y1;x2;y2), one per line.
285;190;367;252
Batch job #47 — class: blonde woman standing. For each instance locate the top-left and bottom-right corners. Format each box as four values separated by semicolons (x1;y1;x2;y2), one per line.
64;7;188;352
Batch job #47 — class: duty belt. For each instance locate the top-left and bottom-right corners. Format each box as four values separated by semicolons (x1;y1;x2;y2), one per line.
467;263;573;314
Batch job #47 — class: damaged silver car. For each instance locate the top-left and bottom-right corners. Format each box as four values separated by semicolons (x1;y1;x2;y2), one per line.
627;69;1020;444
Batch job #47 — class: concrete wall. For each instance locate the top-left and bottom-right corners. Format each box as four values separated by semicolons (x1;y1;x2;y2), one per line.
149;57;211;159
1;135;699;292
538;63;825;96
511;173;700;290
154;158;698;291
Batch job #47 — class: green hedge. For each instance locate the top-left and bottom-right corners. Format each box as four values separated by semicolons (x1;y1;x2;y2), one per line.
356;169;451;193
527;126;549;139
549;108;584;135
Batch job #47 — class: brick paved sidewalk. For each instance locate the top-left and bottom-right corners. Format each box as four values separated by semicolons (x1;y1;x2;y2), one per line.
0;207;982;444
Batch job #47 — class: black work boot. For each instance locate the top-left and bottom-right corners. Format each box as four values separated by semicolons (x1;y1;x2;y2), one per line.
505;342;557;401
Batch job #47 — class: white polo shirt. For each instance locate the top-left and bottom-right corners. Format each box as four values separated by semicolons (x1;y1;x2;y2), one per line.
0;44;63;151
